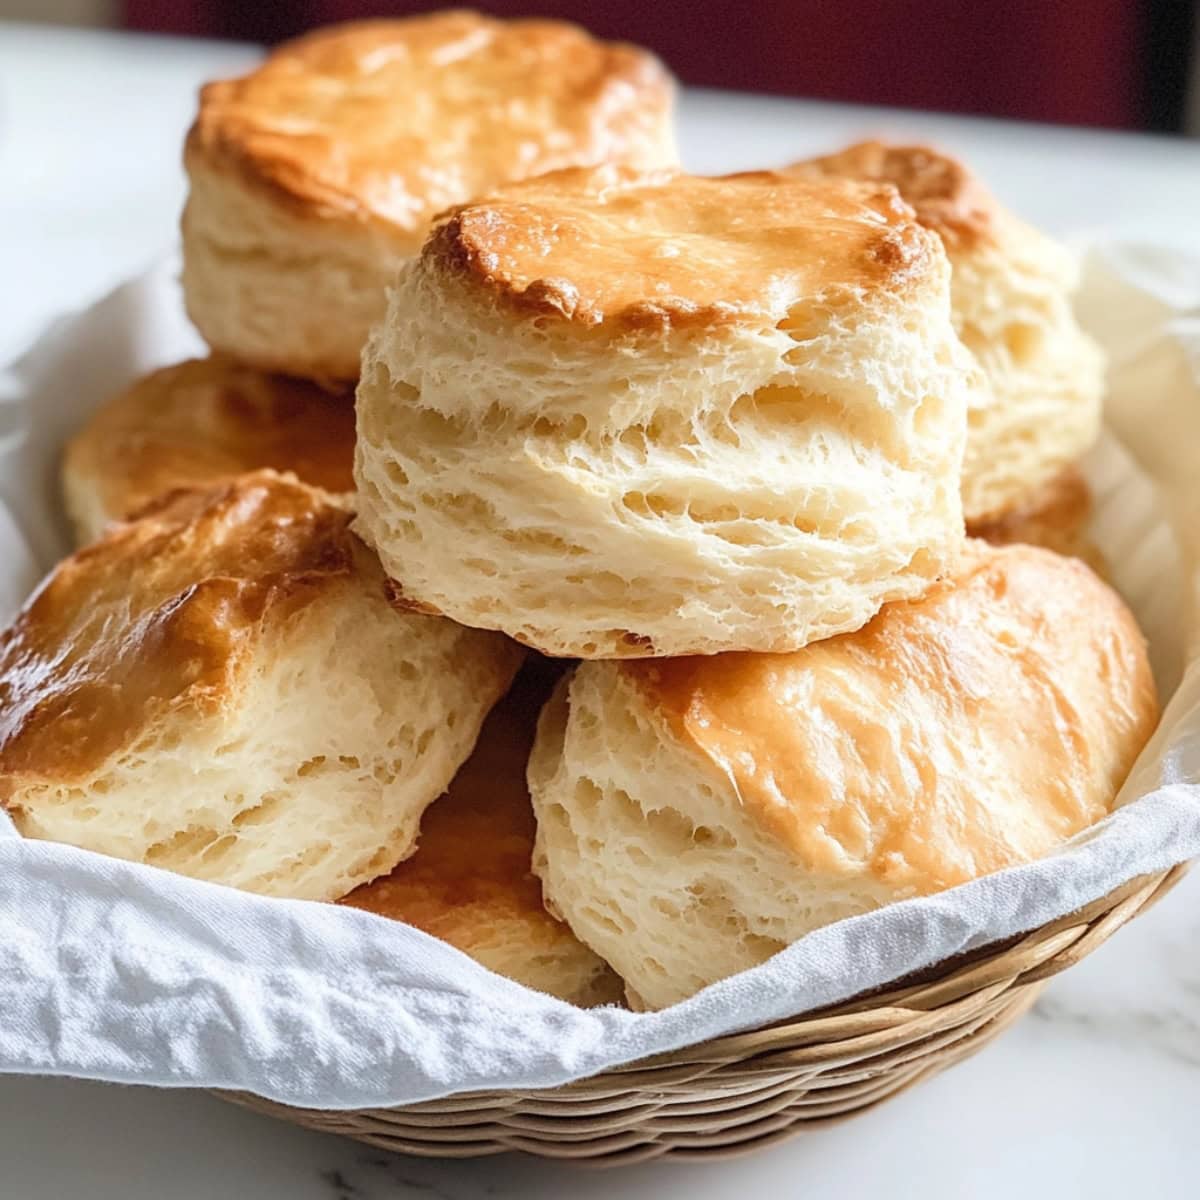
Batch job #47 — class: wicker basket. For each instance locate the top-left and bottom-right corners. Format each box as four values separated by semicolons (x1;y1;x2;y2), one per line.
217;865;1185;1165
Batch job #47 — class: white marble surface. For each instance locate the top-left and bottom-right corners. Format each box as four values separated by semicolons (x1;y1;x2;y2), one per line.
2;20;1200;1199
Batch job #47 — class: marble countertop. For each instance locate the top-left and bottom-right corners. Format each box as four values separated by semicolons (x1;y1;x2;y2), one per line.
2;21;1199;1199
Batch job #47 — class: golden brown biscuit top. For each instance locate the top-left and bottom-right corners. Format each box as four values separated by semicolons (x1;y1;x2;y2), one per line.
341;665;575;956
426;165;939;331
65;358;356;527
187;11;675;234
0;472;361;790
785;140;1001;251
625;541;1157;893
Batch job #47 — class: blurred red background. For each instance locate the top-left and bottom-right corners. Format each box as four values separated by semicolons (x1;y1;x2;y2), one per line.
122;1;1196;132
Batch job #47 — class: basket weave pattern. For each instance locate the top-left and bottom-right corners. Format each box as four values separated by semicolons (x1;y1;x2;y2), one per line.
216;865;1185;1165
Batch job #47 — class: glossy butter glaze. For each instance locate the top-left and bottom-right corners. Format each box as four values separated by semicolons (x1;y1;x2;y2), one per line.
0;472;358;787
626;541;1158;893
187;12;675;233
427;165;939;329
787;140;1002;251
65;357;356;528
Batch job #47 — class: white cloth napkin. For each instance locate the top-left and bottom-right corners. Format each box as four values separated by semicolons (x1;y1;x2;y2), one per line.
0;248;1198;1110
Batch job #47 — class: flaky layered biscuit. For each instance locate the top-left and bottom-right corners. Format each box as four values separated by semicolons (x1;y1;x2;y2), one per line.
530;542;1158;1009
182;12;677;380
355;165;979;658
0;471;523;900
786;141;1104;523
62;357;355;544
342;663;622;1006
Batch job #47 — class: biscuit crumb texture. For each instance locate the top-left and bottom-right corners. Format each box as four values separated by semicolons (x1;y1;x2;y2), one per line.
530;544;1158;1008
355;229;975;657
0;472;522;899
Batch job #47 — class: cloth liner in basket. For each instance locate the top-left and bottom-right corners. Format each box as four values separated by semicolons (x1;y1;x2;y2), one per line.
0;243;1198;1126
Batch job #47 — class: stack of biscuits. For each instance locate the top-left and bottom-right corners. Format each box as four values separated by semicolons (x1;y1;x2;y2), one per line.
0;12;1159;1011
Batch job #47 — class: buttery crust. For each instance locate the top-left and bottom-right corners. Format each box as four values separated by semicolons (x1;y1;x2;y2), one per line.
529;541;1159;1007
62;358;355;544
787;140;1000;251
425;166;939;331
186;12;676;237
356;163;976;658
0;471;523;900
786;139;1105;525
627;541;1155;893
2;474;359;784
341;662;622;1006
181;13;677;380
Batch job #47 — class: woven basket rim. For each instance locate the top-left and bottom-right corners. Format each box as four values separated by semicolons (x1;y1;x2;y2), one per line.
213;865;1187;1163
216;864;1186;1116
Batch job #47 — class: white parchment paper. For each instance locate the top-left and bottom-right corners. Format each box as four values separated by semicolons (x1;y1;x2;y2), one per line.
0;248;1197;1109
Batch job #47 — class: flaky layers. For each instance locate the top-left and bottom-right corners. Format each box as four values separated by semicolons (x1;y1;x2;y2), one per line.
355;165;980;659
787;141;1105;523
342;664;622;1007
0;471;523;900
182;12;677;379
62;357;355;544
530;542;1158;1009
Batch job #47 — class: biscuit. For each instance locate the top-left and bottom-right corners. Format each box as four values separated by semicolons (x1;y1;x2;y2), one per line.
0;471;523;900
786;141;1104;523
355;165;979;658
182;13;677;380
342;662;622;1007
62;357;355;544
967;465;1104;573
529;541;1158;1008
